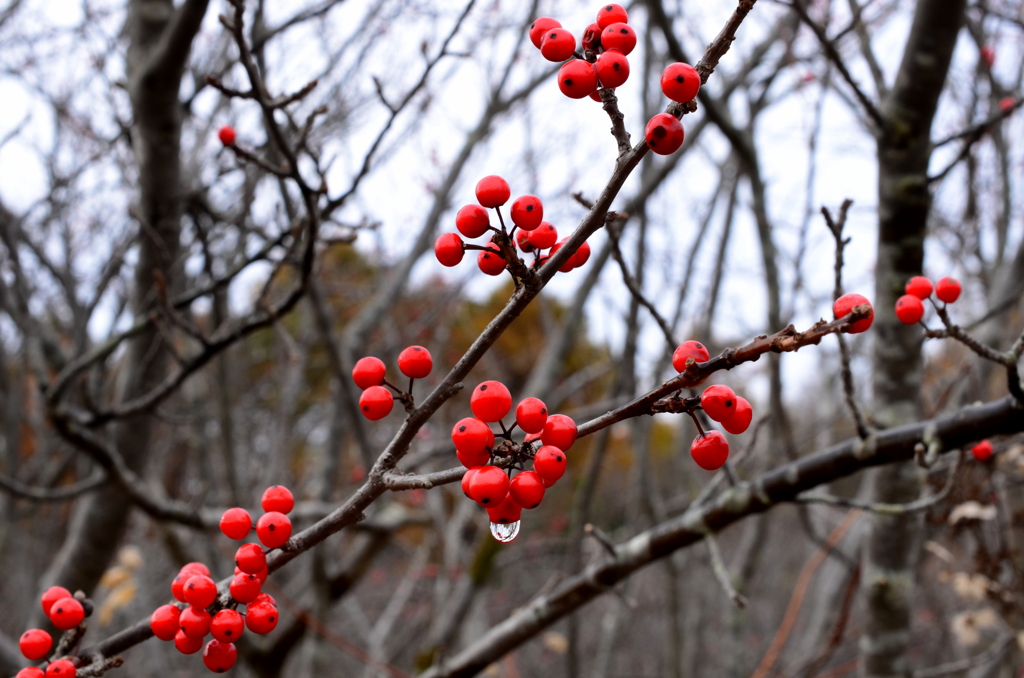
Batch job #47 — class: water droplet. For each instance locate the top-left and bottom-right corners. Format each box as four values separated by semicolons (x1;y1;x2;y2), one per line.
490;521;520;543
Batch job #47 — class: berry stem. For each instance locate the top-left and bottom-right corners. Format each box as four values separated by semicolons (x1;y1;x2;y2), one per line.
494;205;508;236
688;411;705;437
408;376;414;394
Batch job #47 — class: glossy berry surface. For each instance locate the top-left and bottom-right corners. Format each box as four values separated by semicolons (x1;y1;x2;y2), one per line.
359;385;394;420
261;485;294;514
181;562;211;577
597;3;628;29
533;445;567;483
549;240;575;273
452;417;495;456
572;240;592;268
540;28;576;62
256;511;293;549
971;439;993;461
352;357;386;389
398;345;433;379
150;605;181;641
581;23;602;52
691;431;729;470
467;465;510;506
217;125;236;146
721;397;753;435
235;543;267;574
595;50;629;88
661;63;700;103
672;340;710;372
477;244;506;276
832;293;874;333
16;668;44;678
515;397;548;434
515;228;534;252
700;385;737;423
461;468;479;498
455;204;490;238
487;496;524;525
252;593;277;608
179;606;212;638
935;277;961;303
229;573;262;604
601;23;636;55
645;113;684;155
530;222;557;249
509;471;546;509
895;294;925;325
175;629;204;654
470;381;512;422
184;575;218;610
220;507;252;540
529;17;561;49
245;603;278;634
171;573;190;602
541;414;577;451
210;609;244;643
19;629;52;660
44;660;75;678
40;587;71;617
203;640;238;673
48;597;84;630
558;59;598;99
905;276;933;299
435;232;465;267
510;195;543;231
475;175;510;208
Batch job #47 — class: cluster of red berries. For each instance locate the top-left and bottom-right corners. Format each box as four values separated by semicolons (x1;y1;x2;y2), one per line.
452;380;577;541
13;588;91;678
434;175;591;274
352;346;433;420
895;275;961;325
971;439;993;462
831;292;876;334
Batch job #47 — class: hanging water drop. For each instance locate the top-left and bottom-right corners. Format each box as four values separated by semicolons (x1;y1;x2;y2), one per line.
490;521;520;543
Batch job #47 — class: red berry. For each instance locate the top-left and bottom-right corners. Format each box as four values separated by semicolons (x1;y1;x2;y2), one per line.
261;485;294;514
461;468;479;498
244;603;278;635
549;240;576;273
1000;96;1016;113
475;175;510;208
398;345;432;379
252;593;277;608
477;243;507;276
487;496;524;526
171;573;189;602
581;23;602;52
19;630;52;660
515;397;548;434
691;431;729;470
533;445;567;483
510;195;543;231
352;357;386;389
558;59;599;99
572;240;592;268
645;113;684;155
452;417;495;457
203;640;238;673
217;125;236;146
597;3;628;29
832;293;874;333
541;414;577;451
435;232;465;267
981;44;995;67
509;471;546;509
601;23;636;55
700;385;737;422
721;397;753;435
229;573;262;604
971;439;993;462
905;276;933;299
175;629;204;654
661;63;700;103
672;340;710;372
935;277;961;303
180;606;212;638
184;575;218;610
515;227;535;252
467;465;510;507
530;222;557;249
455;204;490;238
220;508;252;540
529;17;561;49
17;669;44;678
252;566;269;584
48;597;84;630
150;605;181;642
44;660;75;678
210;610;244;643
256;512;293;549
181;562;212;578
895;294;925;325
595;50;630;88
470;381;512;422
40;587;71;617
235;543;267;574
540;28;576;62
359;385;394;420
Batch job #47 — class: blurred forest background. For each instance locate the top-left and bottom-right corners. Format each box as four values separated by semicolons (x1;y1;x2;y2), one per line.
0;0;1023;677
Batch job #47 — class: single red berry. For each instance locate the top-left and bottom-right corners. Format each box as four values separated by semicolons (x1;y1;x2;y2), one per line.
721;397;753;435
895;294;925;325
549;240;577;273
475;175;511;208
595;50;630;88
981;44;995;67
19;630;52;660
48;597;85;631
487;496;524;526
701;385;737;422
1000;96;1016;113
181;562;212;579
398;345;433;379
510;195;543;231
452;417;495;456
217;125;236;146
252;593;277;608
971;439;993;462
17;668;44;678
935;277;961;303
210;610;244;643
455;204;490;238
467;465;510;507
477;243;507;276
661;63;700;103
359;385;394;420
530;222;557;249
541;28;576;62
220;508;252;540
44;660;75;678
832;293;874;333
435;232;465;267
905;276;933;299
235;543;267;575
672;340;710;373
558;59;599;99
533;445;567;483
541;414;577;451
229;573;262;604
471;381;512;422
256;512;293;549
179;606;212;639
515;397;548;434
572;240;592;268
582;23;602;52
244;603;278;635
175;629;204;654
261;485;294;514
461;468;479;498
352;357;386;389
150;605;181;642
645;113;684;155
203;640;238;673
529;17;561;49
509;471;546;509
597;3;628;28
515;227;535;252
40;587;71;617
691;431;729;470
601;23;636;55
171;573;190;602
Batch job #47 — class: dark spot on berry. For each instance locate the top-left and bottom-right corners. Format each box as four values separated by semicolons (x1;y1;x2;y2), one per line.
613;63;621;71
269;615;275;622
654;125;667;138
268;524;275;531
542;408;547;414
549;32;557;38
414;347;421;351
530;21;536;29
480;384;488;391
526;204;533;211
226;630;233;636
362;405;369;411
725;399;733;407
482;498;490;504
564;78;573;86
619;28;628;34
677;75;684;83
696;343;703;348
556;454;563;462
605;5;612;10
56;607;63;614
458;425;466;432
